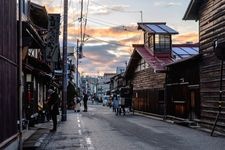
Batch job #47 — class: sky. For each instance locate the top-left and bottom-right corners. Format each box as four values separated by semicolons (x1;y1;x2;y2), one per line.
32;0;199;76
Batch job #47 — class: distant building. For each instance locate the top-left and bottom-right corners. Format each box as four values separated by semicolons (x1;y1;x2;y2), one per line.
67;46;81;88
116;66;126;74
98;73;116;96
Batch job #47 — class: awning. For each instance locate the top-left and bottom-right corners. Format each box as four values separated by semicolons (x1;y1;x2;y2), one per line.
23;63;52;82
18;21;45;48
24;56;52;73
29;2;48;30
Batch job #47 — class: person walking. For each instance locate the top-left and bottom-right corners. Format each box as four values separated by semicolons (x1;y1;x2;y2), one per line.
47;89;59;132
83;93;88;112
113;94;119;115
74;97;81;112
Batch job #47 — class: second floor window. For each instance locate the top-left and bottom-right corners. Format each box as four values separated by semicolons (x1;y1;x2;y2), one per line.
155;34;171;52
144;32;154;49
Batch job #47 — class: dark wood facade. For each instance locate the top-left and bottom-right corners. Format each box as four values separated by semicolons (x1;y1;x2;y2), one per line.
125;49;166;115
0;0;18;147
166;55;201;120
132;67;165;114
184;0;225;132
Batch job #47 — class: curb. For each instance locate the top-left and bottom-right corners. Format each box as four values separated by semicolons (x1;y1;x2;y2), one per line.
134;110;225;137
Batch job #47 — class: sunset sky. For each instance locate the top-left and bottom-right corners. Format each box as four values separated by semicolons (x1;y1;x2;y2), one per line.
32;0;198;76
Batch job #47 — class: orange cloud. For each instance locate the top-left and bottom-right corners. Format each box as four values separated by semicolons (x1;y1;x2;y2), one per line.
173;32;199;44
45;6;61;13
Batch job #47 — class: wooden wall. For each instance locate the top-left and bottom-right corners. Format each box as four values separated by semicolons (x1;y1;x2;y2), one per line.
133;88;164;114
199;0;225;132
132;68;165;90
132;68;165;114
0;0;18;145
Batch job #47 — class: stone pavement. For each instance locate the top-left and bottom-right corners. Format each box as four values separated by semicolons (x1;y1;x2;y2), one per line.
23;111;88;150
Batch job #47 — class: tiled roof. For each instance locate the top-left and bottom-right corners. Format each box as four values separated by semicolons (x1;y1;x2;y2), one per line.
172;45;199;60
134;45;173;72
133;44;199;72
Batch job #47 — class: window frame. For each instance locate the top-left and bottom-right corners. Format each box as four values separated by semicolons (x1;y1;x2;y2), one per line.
154;34;171;53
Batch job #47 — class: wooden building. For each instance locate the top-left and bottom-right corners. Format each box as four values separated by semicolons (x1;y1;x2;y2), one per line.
22;2;61;126
184;0;225;132
0;0;18;149
125;23;178;114
110;73;126;94
125;22;199;115
166;54;201;120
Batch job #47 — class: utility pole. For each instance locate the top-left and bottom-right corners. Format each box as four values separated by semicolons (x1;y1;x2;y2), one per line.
80;0;84;44
62;0;68;121
140;11;143;22
18;0;23;149
76;39;79;88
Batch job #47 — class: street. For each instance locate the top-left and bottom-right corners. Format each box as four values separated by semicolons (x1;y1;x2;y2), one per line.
35;103;225;150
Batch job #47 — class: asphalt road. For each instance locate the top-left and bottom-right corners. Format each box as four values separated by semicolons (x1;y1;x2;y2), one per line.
78;103;225;150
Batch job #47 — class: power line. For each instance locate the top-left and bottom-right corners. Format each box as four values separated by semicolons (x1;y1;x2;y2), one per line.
82;17;136;32
85;34;131;48
86;17;121;27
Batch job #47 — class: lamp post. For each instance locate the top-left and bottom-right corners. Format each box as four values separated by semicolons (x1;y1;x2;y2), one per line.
211;39;225;136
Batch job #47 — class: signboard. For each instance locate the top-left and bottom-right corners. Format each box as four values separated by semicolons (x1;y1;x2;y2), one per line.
45;14;60;62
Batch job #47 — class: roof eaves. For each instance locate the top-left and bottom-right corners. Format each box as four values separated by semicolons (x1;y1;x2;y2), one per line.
124;46;142;78
166;54;201;67
183;0;202;20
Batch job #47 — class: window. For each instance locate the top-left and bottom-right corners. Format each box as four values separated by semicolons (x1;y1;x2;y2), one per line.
135;58;149;72
144;32;154;49
155;34;171;52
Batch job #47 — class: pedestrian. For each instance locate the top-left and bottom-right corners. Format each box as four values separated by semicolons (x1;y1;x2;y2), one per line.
83;93;88;112
113;94;119;115
47;89;59;132
74;97;81;112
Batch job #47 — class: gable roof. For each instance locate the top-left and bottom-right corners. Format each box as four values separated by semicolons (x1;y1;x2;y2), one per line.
125;44;199;77
134;45;173;72
183;0;203;20
138;22;178;34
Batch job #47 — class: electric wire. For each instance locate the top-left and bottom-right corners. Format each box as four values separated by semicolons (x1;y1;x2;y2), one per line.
85;34;131;48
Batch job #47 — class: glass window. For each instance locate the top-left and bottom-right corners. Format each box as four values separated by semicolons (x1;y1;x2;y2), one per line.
135;58;148;72
148;34;154;49
144;32;154;49
144;32;148;47
155;34;171;52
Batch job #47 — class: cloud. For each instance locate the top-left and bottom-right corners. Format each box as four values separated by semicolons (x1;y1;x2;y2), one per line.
78;42;130;75
154;1;181;7
89;2;129;15
173;32;199;44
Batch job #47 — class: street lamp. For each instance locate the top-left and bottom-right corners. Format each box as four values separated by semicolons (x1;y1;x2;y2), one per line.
211;39;225;136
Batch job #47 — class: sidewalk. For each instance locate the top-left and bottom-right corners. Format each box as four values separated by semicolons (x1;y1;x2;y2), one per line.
22;121;54;149
22;111;85;150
